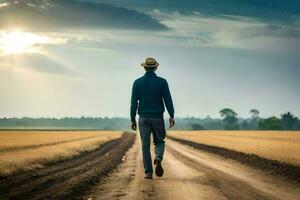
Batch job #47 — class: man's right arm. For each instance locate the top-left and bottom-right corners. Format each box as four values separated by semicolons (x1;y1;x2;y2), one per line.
130;81;138;124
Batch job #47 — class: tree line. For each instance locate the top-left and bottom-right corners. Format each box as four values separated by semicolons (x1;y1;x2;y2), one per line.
0;110;299;130
217;108;300;130
0;117;129;130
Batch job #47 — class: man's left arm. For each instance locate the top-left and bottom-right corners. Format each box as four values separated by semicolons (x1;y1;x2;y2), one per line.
162;80;175;127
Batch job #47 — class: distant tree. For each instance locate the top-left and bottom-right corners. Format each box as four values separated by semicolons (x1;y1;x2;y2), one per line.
240;120;250;130
249;109;260;118
219;108;239;130
258;117;282;130
191;123;205;130
249;109;260;130
219;108;237;118
200;118;224;130
281;112;298;130
294;120;300;130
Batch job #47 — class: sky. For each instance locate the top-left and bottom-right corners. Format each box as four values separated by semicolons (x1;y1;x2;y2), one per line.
0;0;299;118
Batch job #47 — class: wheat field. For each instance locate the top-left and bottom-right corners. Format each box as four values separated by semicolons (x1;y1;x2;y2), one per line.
168;131;300;166
0;131;122;176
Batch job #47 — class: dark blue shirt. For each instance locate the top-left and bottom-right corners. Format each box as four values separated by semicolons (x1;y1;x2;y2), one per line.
130;71;174;122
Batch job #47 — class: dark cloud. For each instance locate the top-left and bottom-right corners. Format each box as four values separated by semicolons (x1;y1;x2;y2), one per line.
0;0;168;31
90;0;300;24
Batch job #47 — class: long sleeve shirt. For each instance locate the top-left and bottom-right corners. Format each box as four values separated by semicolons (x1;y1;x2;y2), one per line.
130;71;174;122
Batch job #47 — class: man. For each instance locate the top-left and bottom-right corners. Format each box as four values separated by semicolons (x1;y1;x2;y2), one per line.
130;57;175;179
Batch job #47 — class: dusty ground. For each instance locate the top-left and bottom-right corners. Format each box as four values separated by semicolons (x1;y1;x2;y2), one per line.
90;136;300;200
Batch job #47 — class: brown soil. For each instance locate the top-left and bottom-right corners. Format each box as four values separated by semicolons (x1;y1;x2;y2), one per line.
0;132;136;200
168;136;300;184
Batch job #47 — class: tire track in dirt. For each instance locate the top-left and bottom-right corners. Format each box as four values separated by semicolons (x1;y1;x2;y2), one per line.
0;132;136;200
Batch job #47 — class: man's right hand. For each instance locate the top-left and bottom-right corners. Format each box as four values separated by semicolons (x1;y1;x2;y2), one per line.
131;121;137;130
169;117;175;128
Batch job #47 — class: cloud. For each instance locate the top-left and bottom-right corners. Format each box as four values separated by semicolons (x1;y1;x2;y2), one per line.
0;0;168;31
39;9;299;53
1;0;298;52
143;10;300;51
210;24;300;51
91;0;300;24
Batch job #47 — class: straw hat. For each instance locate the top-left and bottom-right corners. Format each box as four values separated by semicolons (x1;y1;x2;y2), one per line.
141;57;159;67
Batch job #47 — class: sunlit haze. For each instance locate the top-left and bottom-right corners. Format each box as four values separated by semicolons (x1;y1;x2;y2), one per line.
0;0;299;119
0;31;49;54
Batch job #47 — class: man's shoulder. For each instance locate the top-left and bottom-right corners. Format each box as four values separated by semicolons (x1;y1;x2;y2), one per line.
155;76;168;85
156;76;167;82
133;76;144;84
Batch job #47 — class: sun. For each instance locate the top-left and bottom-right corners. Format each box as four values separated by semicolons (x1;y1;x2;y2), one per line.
0;31;50;54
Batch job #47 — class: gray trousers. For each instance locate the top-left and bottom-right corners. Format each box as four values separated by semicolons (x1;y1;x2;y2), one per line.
138;117;166;174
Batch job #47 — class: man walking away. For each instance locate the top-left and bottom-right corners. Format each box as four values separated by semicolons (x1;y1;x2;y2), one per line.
130;57;175;179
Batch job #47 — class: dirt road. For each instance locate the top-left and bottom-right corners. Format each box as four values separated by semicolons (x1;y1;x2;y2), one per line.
90;136;300;200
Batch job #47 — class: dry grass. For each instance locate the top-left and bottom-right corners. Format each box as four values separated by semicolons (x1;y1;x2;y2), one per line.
168;131;300;166
0;131;122;176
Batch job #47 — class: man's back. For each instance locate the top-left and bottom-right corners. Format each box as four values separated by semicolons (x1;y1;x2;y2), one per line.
130;57;175;179
130;71;174;122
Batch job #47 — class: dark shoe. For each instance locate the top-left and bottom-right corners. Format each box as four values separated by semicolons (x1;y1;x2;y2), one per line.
154;159;164;177
144;173;153;179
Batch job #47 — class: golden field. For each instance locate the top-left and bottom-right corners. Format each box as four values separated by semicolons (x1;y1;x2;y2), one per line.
168;131;300;166
0;131;122;176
